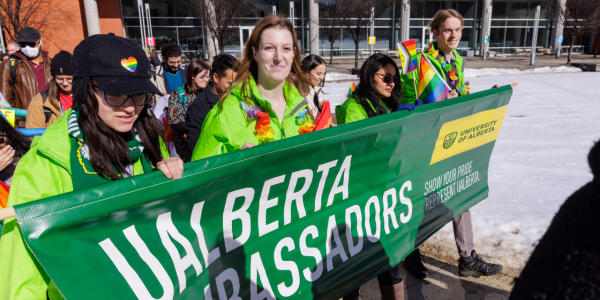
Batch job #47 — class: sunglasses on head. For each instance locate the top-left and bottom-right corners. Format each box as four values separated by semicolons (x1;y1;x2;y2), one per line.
375;73;399;84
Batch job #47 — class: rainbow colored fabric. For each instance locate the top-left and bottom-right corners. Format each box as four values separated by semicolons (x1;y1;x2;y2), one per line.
417;55;450;104
399;40;418;73
348;82;356;96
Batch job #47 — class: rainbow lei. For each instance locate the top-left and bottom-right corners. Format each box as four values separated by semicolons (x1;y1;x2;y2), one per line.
296;109;316;134
424;43;470;96
240;102;275;144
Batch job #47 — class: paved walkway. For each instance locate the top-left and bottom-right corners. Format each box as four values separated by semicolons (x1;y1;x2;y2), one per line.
324;54;600;74
340;255;513;300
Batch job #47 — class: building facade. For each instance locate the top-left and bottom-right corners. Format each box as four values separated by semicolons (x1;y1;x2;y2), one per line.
3;0;594;58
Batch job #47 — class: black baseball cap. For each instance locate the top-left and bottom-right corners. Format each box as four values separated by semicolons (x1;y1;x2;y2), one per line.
16;27;41;43
71;34;160;103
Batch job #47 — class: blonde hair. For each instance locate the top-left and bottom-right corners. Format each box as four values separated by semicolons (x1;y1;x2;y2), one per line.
428;9;464;34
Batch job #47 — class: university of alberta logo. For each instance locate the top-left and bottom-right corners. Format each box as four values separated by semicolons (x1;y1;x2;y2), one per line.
443;132;458;149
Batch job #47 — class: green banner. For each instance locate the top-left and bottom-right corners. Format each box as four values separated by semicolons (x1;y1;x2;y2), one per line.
14;86;512;300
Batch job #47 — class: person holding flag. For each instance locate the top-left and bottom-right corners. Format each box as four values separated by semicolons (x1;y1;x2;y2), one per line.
336;53;404;300
0;34;184;300
399;9;503;280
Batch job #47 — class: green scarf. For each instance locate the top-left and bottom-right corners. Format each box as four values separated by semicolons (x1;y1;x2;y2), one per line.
68;109;154;191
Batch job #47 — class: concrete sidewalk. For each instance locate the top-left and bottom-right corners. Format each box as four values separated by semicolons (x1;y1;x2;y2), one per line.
339;255;513;300
324;54;600;74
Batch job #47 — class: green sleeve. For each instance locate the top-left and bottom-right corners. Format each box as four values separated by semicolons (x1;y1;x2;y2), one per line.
191;108;232;161
337;101;369;125
0;147;66;300
400;69;418;105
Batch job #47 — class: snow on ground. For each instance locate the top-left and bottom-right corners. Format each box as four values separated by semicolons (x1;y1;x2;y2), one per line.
323;71;600;276
325;72;358;81
464;66;581;78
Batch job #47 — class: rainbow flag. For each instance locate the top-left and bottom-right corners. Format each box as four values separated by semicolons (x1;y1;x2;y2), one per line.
348;82;356;95
417;54;450;104
314;102;332;130
0;181;9;209
397;42;410;74
400;40;418;73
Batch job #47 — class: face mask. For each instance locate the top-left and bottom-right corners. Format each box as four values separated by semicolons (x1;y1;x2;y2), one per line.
20;45;40;58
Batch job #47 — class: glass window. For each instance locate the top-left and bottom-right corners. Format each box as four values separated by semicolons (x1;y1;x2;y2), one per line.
124;27;142;46
491;20;506;26
506;21;528;26
489;28;505;48
342;28;369;50
507;2;530;19
121;0;138;18
374;28;391;50
319;28;342;57
178;28;205;61
409;28;424;50
457;1;474;18
459;28;471;49
148;3;172;18
492;2;507;18
152;27;179;51
123;18;140;27
505;27;526;48
410;20;424;27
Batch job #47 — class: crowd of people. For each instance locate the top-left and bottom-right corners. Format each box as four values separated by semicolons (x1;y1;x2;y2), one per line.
0;8;505;300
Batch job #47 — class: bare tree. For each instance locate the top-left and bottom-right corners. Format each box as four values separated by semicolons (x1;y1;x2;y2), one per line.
170;0;257;56
544;0;600;64
0;0;70;47
319;0;342;64
337;0;392;69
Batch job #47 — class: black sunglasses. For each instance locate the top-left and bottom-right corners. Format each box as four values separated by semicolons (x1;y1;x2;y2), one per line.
91;85;153;107
375;73;400;84
18;42;36;48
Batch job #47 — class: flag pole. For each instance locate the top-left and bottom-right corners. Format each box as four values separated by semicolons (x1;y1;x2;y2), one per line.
0;206;15;221
412;70;418;100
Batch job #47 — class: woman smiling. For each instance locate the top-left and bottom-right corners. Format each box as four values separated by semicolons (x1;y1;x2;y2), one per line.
191;15;311;161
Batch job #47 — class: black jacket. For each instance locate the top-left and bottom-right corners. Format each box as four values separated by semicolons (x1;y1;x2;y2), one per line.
186;84;220;151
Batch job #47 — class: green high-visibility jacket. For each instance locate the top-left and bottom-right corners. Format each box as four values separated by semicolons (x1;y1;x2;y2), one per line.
400;42;466;105
0;109;169;300
191;76;309;161
335;91;389;125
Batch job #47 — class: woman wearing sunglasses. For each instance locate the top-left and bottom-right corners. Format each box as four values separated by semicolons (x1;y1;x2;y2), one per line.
335;53;404;300
0;35;184;300
336;54;401;125
26;51;74;128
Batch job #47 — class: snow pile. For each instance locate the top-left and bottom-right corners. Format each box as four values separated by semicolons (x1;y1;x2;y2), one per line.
324;72;600;276
465;66;581;78
325;72;358;82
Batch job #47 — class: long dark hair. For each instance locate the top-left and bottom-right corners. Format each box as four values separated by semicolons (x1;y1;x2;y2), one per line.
301;54;327;111
78;80;163;179
0;117;30;157
184;59;211;94
46;76;71;111
355;54;401;118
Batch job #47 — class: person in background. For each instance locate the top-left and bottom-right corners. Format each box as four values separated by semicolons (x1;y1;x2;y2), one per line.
186;54;239;151
0;34;183;300
399;9;503;280
26;51;73;128
2;43;20;60
191;15;311;161
0;27;52;128
336;53;404;300
301;54;329;119
168;59;211;162
150;49;160;70
0;117;31;186
150;43;187;96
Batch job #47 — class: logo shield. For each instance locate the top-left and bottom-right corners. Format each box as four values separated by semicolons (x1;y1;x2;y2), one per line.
443;132;458;149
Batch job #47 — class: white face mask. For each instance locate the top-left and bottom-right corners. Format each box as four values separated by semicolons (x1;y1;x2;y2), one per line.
20;46;39;58
20;42;41;58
